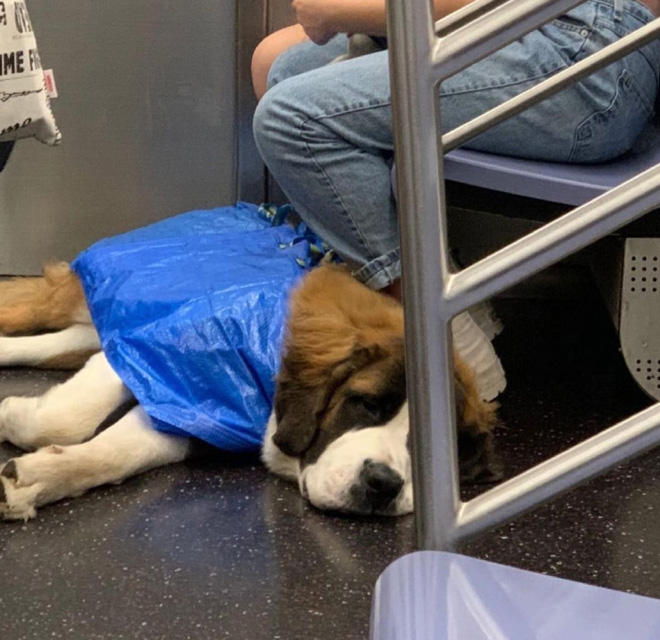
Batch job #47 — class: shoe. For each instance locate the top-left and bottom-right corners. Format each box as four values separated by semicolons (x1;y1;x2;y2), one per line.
451;309;506;402
467;300;503;342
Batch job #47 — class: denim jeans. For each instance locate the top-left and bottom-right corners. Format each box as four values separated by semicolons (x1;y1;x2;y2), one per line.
254;0;660;289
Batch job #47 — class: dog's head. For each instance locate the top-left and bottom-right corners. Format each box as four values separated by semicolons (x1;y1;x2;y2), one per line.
262;266;500;516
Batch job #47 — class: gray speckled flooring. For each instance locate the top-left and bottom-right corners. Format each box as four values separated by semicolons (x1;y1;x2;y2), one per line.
0;295;659;639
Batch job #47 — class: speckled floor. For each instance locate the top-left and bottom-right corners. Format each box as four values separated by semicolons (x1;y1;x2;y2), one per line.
0;293;658;639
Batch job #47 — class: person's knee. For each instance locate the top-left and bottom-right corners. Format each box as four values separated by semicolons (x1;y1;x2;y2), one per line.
252;25;308;100
251;37;278;101
254;79;317;174
253;87;277;164
253;85;288;164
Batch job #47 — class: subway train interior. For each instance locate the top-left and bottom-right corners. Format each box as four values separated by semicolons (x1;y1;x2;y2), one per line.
4;0;660;638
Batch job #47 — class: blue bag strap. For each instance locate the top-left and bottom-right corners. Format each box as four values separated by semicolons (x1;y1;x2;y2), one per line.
258;202;342;267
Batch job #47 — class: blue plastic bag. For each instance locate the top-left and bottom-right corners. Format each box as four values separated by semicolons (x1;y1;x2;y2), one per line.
72;202;320;451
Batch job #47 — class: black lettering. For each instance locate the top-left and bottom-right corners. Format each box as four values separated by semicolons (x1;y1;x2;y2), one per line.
0;120;31;138
28;48;39;71
0;123;19;136
0;3;7;26
13;2;32;34
0;50;27;76
1;52;15;75
14;2;22;32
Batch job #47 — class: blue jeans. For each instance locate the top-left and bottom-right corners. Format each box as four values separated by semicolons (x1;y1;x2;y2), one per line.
254;0;660;289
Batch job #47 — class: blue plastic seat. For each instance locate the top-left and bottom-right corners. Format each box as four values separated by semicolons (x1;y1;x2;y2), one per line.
371;551;660;639
443;121;660;208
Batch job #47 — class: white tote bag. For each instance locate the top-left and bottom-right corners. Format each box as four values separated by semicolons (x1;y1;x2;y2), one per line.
0;0;60;144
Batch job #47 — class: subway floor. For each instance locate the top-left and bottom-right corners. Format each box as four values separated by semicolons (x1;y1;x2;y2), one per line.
0;291;659;639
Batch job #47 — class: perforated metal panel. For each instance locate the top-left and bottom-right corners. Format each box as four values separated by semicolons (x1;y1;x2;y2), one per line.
621;239;660;400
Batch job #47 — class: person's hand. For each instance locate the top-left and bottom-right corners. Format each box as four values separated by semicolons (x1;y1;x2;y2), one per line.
291;0;337;45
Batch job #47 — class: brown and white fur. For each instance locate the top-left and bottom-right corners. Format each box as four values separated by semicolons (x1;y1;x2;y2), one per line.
0;263;500;520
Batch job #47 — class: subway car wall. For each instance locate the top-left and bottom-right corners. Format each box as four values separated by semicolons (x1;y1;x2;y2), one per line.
0;0;238;274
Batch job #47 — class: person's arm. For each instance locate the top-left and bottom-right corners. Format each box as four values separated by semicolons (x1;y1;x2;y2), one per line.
292;0;476;44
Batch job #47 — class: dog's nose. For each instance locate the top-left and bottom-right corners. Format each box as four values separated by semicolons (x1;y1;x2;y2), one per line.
360;460;404;509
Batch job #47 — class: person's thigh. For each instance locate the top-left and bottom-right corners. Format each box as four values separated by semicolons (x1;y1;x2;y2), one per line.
261;33;577;164
264;0;659;164
267;34;350;89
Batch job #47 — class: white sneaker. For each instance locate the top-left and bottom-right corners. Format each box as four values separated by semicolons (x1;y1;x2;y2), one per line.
451;309;506;402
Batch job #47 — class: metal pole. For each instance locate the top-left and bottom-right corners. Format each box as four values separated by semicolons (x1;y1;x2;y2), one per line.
433;0;584;82
387;0;461;550
435;0;509;36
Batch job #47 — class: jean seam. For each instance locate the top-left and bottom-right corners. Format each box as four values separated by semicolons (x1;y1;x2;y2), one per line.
591;0;655;22
315;100;392;123
296;114;372;253
440;63;565;96
597;17;660;74
569;69;632;161
354;249;401;289
551;19;588;34
623;65;655;116
355;248;400;277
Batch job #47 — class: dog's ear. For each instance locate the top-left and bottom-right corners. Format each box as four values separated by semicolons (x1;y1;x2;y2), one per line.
454;356;503;484
273;346;382;457
457;430;504;484
273;375;324;457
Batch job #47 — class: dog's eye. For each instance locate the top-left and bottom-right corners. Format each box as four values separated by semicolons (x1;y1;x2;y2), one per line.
348;394;381;414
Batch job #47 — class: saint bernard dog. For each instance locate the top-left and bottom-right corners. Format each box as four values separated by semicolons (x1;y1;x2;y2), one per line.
0;263;500;520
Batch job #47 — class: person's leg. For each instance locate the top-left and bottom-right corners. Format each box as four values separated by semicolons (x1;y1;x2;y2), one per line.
254;49;397;289
252;26;350;99
254;1;659;290
266;33;349;90
252;25;309;100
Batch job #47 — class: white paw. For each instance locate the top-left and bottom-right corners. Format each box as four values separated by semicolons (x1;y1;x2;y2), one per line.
0;460;40;521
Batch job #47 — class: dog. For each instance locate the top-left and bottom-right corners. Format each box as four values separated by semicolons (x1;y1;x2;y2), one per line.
0;262;500;520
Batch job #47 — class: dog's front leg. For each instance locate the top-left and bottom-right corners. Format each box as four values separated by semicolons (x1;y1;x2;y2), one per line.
0;351;132;450
0;406;191;520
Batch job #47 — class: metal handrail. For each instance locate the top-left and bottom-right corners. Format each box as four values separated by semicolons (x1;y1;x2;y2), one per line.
458;401;660;539
444;17;660;151
446;161;660;315
433;0;584;80
387;0;660;550
435;0;509;37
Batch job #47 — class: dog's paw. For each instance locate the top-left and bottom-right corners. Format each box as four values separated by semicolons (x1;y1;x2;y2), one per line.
0;459;40;521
